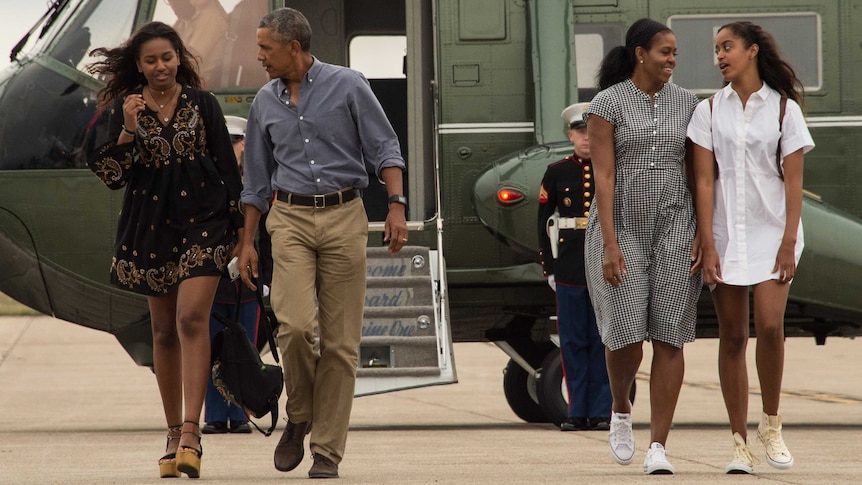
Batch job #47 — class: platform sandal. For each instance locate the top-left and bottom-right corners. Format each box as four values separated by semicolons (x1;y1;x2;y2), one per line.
158;424;182;478
176;421;203;479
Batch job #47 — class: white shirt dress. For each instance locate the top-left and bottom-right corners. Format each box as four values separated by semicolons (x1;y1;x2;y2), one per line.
687;83;815;286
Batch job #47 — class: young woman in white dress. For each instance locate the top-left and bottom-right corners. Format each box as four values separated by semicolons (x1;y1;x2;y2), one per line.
687;21;815;474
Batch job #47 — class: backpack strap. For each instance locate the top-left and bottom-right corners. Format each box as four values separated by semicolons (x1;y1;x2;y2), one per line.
248;400;279;437
777;96;788;180
708;95;718;179
254;279;280;365
251;281;280;437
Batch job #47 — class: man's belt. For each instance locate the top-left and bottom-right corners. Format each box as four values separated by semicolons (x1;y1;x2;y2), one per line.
557;217;588;230
276;188;359;208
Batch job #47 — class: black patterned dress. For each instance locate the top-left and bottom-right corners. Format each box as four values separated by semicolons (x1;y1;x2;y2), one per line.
88;86;243;296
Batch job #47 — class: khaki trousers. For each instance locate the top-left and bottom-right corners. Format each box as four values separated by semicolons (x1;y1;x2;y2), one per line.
266;197;367;464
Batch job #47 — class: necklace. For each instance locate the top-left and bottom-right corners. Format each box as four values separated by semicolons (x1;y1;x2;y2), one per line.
147;84;179;123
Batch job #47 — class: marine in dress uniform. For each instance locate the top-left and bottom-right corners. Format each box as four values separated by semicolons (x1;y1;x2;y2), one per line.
538;102;612;431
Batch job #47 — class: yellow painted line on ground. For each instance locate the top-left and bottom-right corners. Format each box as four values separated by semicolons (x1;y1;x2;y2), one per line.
637;372;862;404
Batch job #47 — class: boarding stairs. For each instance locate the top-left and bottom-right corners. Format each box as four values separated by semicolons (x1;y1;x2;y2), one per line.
354;245;456;396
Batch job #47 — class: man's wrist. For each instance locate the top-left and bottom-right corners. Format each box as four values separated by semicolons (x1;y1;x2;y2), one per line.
388;194;408;207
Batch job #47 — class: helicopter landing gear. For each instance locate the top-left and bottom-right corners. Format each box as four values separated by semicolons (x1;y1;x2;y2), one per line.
502;358;546;423
535;349;636;426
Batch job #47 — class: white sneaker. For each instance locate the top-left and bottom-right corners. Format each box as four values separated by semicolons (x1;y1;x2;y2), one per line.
726;432;759;474
758;413;794;469
643;442;674;475
608;412;635;465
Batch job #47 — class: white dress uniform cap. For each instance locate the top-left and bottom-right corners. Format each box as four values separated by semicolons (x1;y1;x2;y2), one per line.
561;102;589;129
224;115;247;137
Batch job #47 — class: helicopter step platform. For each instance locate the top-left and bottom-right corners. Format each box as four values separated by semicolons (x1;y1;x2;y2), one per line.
355;246;457;396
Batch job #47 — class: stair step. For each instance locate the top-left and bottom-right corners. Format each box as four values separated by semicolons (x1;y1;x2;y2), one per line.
366;275;431;287
359;336;439;369
361;335;437;346
356;366;441;378
365;284;432;309
366;246;431;278
364;305;434;318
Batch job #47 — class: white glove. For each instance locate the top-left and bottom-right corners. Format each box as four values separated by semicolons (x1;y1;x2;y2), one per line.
547;275;556;291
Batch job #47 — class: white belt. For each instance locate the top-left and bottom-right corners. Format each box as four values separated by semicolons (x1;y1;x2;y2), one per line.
558;217;588;230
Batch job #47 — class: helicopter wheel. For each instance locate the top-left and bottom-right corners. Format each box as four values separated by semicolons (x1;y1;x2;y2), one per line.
536;348;637;426
536;351;568;426
502;358;548;423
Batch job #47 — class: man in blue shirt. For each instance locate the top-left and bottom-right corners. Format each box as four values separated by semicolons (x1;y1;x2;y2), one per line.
236;7;408;479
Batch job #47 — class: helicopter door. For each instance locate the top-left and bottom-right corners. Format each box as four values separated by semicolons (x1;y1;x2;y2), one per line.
339;2;456;395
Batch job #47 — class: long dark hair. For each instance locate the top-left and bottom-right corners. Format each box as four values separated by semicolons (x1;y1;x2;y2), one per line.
87;22;201;106
597;18;671;90
718;21;804;108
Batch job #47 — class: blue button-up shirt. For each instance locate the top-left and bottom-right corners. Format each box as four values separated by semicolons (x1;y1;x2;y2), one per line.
241;57;406;213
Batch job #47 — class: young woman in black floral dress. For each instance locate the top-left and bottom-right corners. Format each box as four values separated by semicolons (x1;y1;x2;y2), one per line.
86;21;243;479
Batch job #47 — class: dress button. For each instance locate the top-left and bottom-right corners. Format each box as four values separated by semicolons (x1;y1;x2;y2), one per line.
650;162;655;167
299;116;304;120
305;138;309;143
310;160;315;164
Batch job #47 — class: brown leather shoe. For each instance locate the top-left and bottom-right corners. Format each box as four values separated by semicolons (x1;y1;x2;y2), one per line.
273;421;311;472
308;453;339;479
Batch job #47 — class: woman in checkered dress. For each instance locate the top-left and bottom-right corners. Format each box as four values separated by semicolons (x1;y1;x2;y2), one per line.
584;19;702;474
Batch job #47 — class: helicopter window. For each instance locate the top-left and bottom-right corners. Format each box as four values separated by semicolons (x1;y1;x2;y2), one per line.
0;0;139;170
572;23;625;102
668;13;822;94
575;33;603;90
46;0;136;73
349;36;407;79
8;2;78;63
153;0;270;90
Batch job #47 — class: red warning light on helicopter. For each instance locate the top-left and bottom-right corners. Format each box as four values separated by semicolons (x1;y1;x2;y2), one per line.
496;187;525;205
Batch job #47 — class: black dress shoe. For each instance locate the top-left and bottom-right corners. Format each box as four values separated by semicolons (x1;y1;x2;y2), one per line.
229;421;252;434
589;417;610;431
560;417;589;431
201;421;228;434
274;420;312;472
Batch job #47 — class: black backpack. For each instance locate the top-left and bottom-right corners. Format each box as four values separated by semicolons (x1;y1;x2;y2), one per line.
210;281;283;436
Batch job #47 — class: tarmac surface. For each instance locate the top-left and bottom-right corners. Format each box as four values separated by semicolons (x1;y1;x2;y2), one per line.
1;314;861;484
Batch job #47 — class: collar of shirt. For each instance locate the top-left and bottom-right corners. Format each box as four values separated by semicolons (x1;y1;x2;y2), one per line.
718;81;778;105
274;56;323;102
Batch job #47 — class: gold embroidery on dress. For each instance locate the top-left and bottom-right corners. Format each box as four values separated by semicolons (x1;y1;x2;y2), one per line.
113;243;232;293
213;244;231;270
113;257;145;288
92;156;130;184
